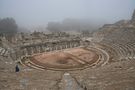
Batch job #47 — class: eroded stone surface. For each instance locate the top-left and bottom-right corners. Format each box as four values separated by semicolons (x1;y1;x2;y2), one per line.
0;9;135;90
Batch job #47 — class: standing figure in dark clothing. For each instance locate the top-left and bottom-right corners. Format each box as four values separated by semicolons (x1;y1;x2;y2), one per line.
84;86;87;90
15;65;20;72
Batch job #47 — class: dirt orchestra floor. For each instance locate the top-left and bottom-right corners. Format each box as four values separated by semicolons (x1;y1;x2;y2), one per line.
27;47;99;70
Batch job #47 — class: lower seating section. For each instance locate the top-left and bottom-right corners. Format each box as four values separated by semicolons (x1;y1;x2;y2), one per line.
99;41;135;61
0;47;9;57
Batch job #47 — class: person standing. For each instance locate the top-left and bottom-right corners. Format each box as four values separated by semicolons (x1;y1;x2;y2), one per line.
15;64;20;72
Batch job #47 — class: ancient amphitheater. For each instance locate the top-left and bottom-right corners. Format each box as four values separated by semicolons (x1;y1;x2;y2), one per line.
19;37;110;71
0;10;135;90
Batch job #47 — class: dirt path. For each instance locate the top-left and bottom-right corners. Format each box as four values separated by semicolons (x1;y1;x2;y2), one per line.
62;72;84;90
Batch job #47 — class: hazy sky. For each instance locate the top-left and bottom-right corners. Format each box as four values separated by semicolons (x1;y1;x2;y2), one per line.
0;0;135;27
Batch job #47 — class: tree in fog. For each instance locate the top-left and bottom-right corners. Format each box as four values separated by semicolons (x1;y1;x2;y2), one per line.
0;17;18;35
46;22;61;32
46;19;100;32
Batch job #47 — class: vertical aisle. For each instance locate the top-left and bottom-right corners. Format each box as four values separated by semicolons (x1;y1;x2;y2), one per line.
61;72;84;90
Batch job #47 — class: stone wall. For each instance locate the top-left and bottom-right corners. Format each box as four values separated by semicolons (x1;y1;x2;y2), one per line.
19;40;81;56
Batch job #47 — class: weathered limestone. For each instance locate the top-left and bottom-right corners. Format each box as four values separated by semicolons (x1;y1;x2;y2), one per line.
132;9;135;21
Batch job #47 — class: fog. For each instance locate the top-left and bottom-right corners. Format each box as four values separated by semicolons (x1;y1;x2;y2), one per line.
0;0;135;31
